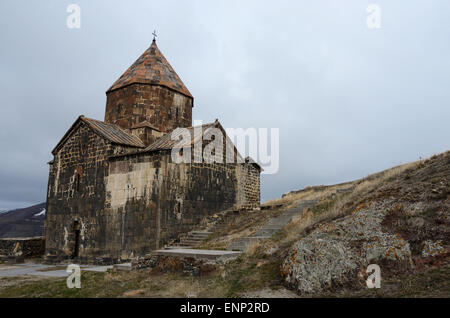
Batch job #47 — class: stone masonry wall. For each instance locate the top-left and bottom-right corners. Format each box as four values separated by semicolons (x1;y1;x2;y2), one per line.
106;151;240;258
130;126;164;147
236;163;261;209
105;84;193;132
45;121;136;264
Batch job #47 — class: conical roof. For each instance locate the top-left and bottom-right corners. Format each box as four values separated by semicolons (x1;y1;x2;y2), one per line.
107;39;192;98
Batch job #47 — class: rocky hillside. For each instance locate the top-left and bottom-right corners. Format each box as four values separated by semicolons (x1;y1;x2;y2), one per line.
191;151;449;297
0;203;45;238
281;151;449;295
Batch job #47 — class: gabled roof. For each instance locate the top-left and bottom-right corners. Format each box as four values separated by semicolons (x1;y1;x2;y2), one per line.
144;122;217;152
130;120;161;131
52;116;145;154
82;117;145;147
107;39;193;98
108;120;261;171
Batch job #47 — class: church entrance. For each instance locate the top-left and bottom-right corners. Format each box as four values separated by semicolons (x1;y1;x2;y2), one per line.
72;220;81;259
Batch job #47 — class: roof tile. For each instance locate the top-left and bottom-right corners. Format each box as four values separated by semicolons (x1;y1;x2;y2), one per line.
81;117;145;148
144;122;216;152
107;40;192;98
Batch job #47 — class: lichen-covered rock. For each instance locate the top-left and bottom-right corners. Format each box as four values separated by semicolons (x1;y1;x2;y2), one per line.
281;202;413;294
421;240;445;257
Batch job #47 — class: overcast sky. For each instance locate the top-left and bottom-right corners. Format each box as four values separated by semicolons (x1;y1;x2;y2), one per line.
0;1;449;210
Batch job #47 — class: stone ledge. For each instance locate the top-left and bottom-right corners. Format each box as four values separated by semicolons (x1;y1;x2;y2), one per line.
154;248;241;260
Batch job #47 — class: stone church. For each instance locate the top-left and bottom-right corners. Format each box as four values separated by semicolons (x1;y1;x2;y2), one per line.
44;39;261;264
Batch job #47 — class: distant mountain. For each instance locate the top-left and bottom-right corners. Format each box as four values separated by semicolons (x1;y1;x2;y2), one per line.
0;202;46;238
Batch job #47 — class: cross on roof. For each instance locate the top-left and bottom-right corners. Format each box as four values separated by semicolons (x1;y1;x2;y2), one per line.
152;30;157;41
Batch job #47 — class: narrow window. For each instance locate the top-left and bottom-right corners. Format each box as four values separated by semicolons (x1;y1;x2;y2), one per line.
75;174;80;192
176;108;179;119
72;220;81;258
175;202;182;220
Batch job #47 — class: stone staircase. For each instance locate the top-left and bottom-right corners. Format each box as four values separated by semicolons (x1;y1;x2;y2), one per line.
228;199;318;252
159;200;318;257
163;208;246;249
156;209;253;262
165;231;213;249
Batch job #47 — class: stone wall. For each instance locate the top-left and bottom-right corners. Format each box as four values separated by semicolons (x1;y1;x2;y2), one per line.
45;121;136;264
130;126;164;147
105;83;193;132
236;163;261;209
106;151;241;259
0;237;45;258
45;121;260;264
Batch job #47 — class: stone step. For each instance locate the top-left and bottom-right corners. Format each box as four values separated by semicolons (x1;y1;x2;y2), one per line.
257;230;283;235
180;237;204;242
261;223;291;228
187;236;210;240
180;237;205;242
263;222;291;226
186;235;210;240
179;241;203;246
190;231;212;235
181;236;206;240
154;249;241;260
261;226;286;230
113;263;132;271
184;235;209;239
228;199;319;252
259;227;283;231
164;246;192;250
211;226;227;231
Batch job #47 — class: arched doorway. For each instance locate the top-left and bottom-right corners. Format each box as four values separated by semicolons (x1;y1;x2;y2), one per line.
72;220;81;258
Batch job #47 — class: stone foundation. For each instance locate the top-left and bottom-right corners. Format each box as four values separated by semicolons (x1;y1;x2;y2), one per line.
0;237;45;258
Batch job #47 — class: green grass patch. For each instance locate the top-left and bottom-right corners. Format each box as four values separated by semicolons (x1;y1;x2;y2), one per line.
0;271;143;298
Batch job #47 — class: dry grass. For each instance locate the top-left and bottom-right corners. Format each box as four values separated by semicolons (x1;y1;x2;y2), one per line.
270;161;417;247
267;161;416;208
245;240;262;255
315;264;450;298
